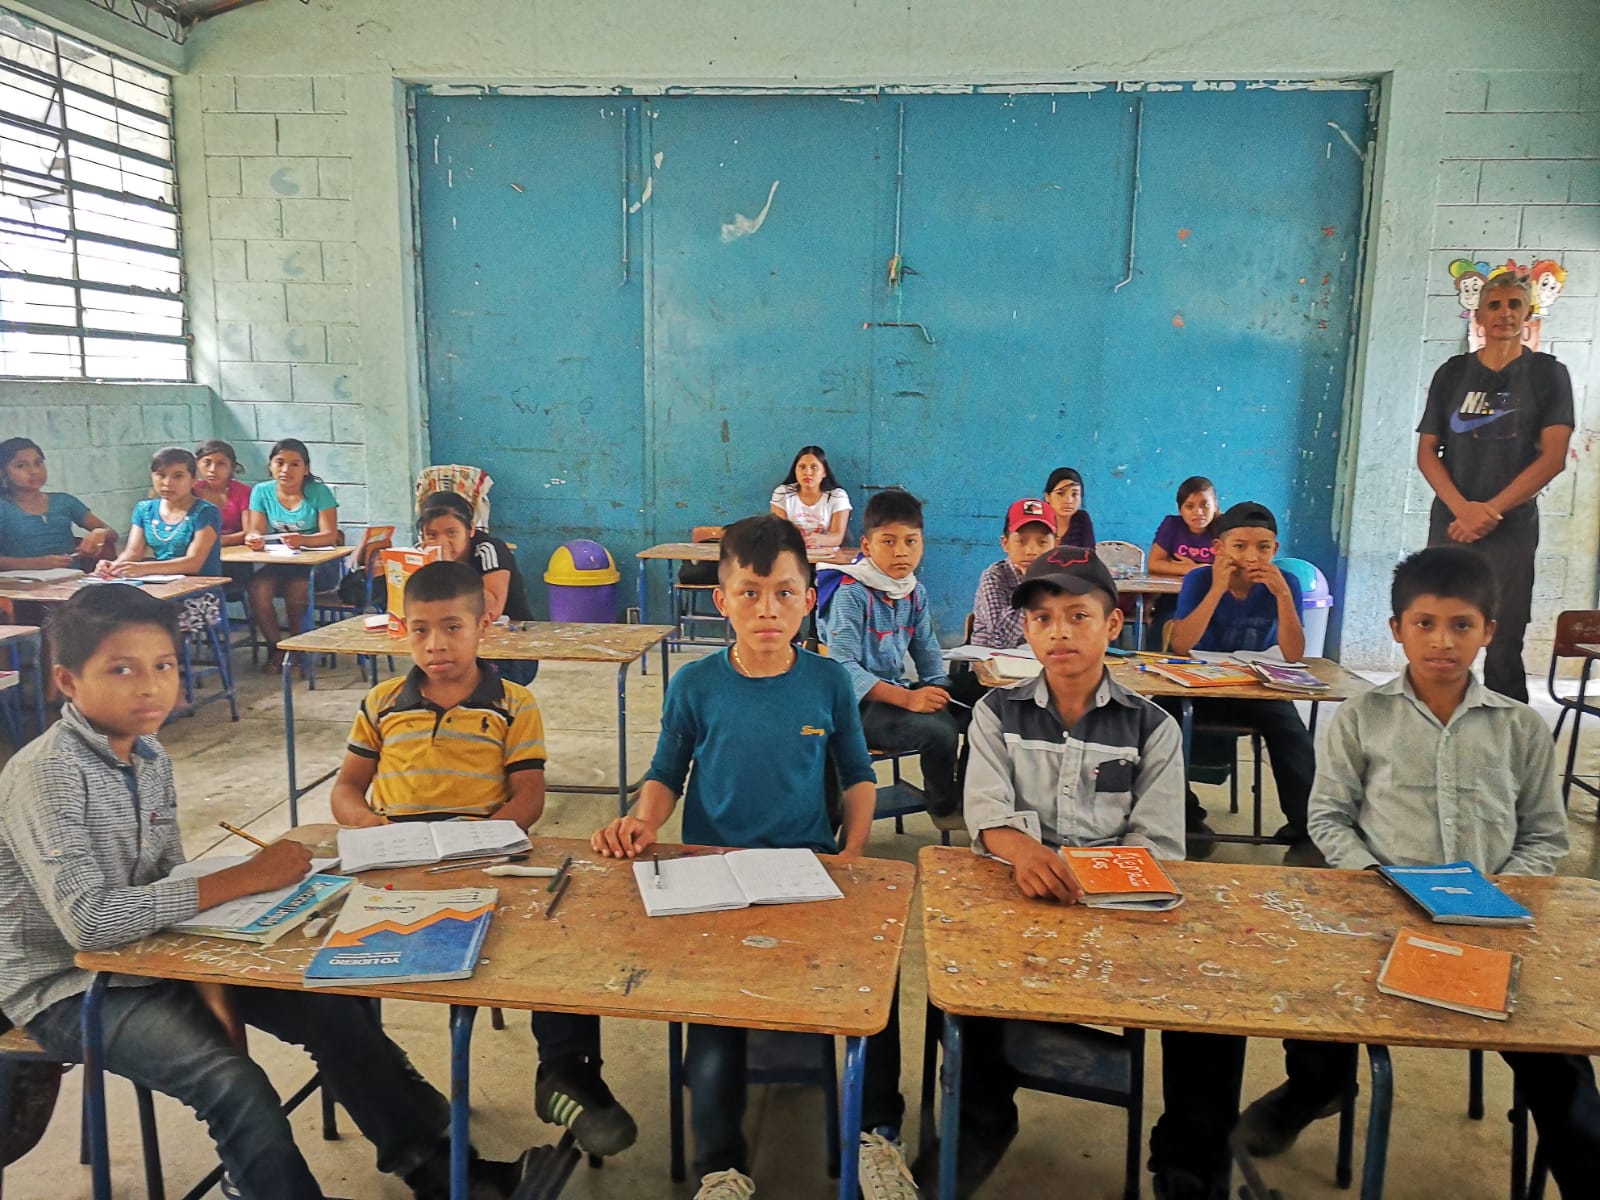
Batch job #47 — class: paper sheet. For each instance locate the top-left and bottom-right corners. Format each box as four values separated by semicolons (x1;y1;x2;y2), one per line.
633;855;748;917
725;848;843;905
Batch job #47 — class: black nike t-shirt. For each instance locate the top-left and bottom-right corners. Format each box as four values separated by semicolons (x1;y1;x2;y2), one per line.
469;532;534;622
1416;350;1574;513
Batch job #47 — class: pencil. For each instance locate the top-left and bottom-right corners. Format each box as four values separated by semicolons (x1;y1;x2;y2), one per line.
544;873;572;920
218;821;269;849
653;854;663;890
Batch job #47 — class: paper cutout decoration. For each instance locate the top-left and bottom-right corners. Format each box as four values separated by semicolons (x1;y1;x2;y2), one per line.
1455;256;1570;353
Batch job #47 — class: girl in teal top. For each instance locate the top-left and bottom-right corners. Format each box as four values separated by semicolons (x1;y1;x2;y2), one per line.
0;437;116;571
99;448;223;579
242;438;341;670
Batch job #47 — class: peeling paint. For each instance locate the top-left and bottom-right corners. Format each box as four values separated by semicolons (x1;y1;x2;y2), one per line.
720;180;780;242
629;175;655;214
1326;121;1364;159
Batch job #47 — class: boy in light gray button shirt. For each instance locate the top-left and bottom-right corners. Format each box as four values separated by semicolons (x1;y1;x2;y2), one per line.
1239;546;1597;1194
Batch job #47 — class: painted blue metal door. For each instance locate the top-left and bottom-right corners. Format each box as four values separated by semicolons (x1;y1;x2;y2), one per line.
414;95;645;615
414;86;1370;630
874;88;1371;627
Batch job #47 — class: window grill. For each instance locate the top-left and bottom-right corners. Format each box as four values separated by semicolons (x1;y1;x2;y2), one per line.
0;7;186;379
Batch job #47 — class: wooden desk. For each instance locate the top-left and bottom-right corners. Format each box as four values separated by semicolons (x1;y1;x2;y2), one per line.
221;545;354;568
275;616;675;822
0;624;44;743
0;575;231;604
918;847;1600;1199
77;831;917;1200
635;542;856;647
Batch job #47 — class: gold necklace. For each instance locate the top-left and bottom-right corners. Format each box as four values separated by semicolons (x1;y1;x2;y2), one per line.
732;643;795;678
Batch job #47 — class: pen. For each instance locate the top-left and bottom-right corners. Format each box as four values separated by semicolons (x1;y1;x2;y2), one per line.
218;821;269;849
426;852;529;874
653;854;663;890
545;874;572;920
546;856;573;893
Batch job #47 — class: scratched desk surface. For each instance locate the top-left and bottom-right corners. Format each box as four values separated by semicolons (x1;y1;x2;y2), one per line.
278;615;673;664
920;847;1600;1055
221;546;354;567
0;576;231;604
78;830;916;1038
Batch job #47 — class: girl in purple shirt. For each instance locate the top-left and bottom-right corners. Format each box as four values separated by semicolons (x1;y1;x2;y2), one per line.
1149;475;1219;576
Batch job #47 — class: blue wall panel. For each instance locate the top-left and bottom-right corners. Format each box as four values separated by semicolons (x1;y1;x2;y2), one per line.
414;86;1370;632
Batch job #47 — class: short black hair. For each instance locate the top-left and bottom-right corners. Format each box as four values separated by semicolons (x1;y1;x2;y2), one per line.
417;490;476;533
149;446;197;475
1391;546;1497;623
718;514;810;584
48;586;180;672
863;487;924;534
404;559;485;615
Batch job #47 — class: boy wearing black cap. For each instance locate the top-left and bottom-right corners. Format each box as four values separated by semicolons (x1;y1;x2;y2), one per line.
911;546;1246;1200
1168;501;1319;865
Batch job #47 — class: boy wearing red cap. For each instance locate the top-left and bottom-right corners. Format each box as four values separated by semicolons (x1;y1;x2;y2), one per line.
969;498;1057;650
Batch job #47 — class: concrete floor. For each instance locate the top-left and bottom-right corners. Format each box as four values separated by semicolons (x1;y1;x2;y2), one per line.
3;651;1596;1200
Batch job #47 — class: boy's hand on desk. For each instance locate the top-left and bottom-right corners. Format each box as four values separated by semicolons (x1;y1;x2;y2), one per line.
1008;839;1084;904
901;686;951;714
593;816;658;858
233;841;313;892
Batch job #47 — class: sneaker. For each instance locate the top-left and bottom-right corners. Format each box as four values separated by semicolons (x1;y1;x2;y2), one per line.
694;1168;756;1199
403;1146;519;1200
1237;1080;1347;1158
1152;1167;1229;1200
534;1060;638;1157
1186;819;1218;861
859;1130;920;1199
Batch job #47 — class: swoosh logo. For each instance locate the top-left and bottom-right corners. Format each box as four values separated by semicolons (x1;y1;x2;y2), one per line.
1450;410;1513;433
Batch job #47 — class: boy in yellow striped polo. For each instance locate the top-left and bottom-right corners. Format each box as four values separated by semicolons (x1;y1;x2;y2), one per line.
330;560;637;1162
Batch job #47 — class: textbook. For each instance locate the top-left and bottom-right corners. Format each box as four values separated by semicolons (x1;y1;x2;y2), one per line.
336;819;530;873
1376;929;1520;1020
1246;660;1330;694
167;857;349;943
1378;862;1534;926
633;849;844;917
303;885;498;988
1059;846;1185;910
1144;661;1257;688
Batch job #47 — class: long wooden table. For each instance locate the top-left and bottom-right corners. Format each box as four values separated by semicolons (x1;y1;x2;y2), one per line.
77;830;916;1200
275;616;675;821
1111;573;1184;649
635;542;856;648
919;847;1600;1199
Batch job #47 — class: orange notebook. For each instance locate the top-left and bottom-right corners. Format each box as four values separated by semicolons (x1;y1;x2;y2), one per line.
1376;929;1521;1020
1059;846;1184;910
1145;662;1258;688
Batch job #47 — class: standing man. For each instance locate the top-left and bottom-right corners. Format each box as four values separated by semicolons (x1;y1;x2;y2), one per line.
1416;271;1574;701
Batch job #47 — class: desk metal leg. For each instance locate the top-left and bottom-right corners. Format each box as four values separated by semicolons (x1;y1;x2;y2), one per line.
838;1035;866;1200
27;631;45;737
82;973;112;1200
1135;595;1148;651
616;664;629;816
450;1005;478;1200
937;1012;964;1200
284;653;300;827
1359;1045;1394;1200
1179;698;1194;763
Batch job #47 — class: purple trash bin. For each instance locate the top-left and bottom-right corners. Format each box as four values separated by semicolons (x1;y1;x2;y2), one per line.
544;539;621;623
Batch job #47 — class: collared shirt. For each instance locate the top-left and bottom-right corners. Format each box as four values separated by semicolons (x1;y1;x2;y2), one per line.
347;663;546;819
819;578;949;701
964;670;1186;860
0;705;200;1027
970;559;1025;650
1306;671;1568;876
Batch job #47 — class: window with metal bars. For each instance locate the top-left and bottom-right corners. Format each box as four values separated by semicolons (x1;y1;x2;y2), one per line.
0;7;186;380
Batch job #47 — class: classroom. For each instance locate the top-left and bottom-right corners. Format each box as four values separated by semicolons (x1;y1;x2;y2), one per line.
0;1;1597;1198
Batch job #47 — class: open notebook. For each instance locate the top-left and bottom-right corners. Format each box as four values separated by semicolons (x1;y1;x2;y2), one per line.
336;820;530;873
633;849;844;917
167;856;348;943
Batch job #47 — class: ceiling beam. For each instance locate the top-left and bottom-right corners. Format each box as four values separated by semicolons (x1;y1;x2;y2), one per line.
8;0;188;71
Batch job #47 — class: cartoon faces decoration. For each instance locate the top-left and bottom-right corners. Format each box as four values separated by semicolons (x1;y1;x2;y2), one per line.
1450;256;1569;353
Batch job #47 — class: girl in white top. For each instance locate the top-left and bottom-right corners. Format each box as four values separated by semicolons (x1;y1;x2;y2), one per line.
769;445;852;549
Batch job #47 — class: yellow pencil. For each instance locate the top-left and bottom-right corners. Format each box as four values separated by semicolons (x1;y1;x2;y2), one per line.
217;821;270;849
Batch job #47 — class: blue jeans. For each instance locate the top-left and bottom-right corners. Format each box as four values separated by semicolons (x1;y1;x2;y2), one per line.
29;981;449;1200
687;987;905;1177
530;1011;601;1071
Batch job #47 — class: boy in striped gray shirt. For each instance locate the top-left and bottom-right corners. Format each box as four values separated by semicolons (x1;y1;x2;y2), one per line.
0;587;521;1200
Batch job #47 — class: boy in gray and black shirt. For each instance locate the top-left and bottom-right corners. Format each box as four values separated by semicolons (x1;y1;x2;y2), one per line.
913;547;1245;1200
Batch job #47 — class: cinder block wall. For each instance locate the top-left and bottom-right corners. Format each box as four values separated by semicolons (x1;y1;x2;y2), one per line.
0;383;215;535
194;74;367;530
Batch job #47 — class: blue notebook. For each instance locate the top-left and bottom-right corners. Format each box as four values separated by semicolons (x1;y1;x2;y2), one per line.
1378;862;1533;927
303;885;498;987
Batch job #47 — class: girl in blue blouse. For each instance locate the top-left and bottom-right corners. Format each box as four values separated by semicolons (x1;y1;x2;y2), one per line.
0;437;116;572
242;438;341;669
99;448;223;580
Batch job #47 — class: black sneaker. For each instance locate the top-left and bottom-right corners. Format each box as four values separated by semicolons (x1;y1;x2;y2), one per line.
909;1128;1014;1200
1186;819;1218;861
534;1061;638;1157
1237;1081;1348;1158
403;1146;520;1200
1152;1167;1229;1200
1282;840;1327;868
